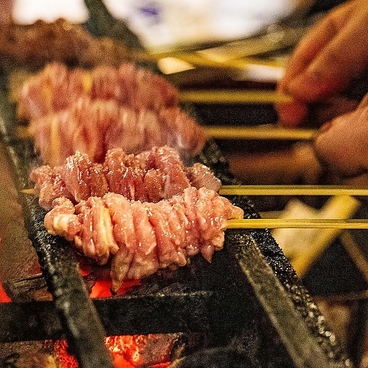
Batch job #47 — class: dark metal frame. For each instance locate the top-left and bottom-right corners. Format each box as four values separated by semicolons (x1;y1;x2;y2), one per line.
0;67;352;367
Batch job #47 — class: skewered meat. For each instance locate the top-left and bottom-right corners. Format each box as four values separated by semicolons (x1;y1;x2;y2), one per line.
0;19;132;70
44;187;244;292
32;146;231;292
30;146;221;210
16;62;206;165
27;96;206;166
17;62;179;120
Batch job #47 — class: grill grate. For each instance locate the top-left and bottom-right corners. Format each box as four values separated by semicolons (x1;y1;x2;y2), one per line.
0;79;352;367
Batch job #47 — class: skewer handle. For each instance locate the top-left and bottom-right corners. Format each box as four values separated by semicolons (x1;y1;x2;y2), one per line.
227;218;368;229
205;127;316;140
220;185;368;196
180;89;292;104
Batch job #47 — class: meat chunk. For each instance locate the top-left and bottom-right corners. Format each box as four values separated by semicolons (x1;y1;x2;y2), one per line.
0;19;132;70
18;62;206;165
44;187;244;292
28;97;206;166
29;165;73;210
62;152;109;202
17;62;179;120
30;146;218;210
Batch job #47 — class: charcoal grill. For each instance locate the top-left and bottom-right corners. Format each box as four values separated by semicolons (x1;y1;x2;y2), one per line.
0;72;354;368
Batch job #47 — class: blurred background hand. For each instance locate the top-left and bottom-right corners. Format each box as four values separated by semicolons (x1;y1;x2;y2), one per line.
276;0;368;127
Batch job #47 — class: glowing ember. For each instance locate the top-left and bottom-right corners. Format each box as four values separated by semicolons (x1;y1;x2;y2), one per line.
90;279;141;298
52;334;173;368
45;249;173;366
78;258;141;298
107;334;174;367
48;340;78;368
90;279;114;298
0;281;11;302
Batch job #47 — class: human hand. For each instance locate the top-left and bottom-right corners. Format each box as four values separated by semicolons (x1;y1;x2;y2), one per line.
276;0;368;127
313;94;368;186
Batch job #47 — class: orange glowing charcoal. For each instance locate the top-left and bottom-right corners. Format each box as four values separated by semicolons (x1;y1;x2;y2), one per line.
105;335;173;367
112;355;135;368
90;279;113;298
89;279;141;298
51;340;78;368
0;282;11;302
48;275;177;367
54;336;173;368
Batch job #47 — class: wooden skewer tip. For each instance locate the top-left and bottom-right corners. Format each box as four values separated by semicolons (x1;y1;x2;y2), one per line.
21;188;36;195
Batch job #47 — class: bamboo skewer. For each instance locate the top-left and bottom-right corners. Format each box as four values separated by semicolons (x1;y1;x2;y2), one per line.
180;89;292;104
21;188;36;195
21;187;368;230
134;50;286;71
227;218;368;230
204;126;317;140
21;188;368;229
219;185;368;197
20;195;368;228
17;125;317;142
22;185;368;197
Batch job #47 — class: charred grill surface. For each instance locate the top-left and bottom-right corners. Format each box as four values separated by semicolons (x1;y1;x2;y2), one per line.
0;89;114;367
0;73;352;367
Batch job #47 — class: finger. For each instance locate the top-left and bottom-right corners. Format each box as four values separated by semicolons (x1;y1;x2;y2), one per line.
314;105;368;177
276;94;359;128
287;9;368;100
280;2;353;86
282;18;342;84
275;100;308;127
307;96;359;124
